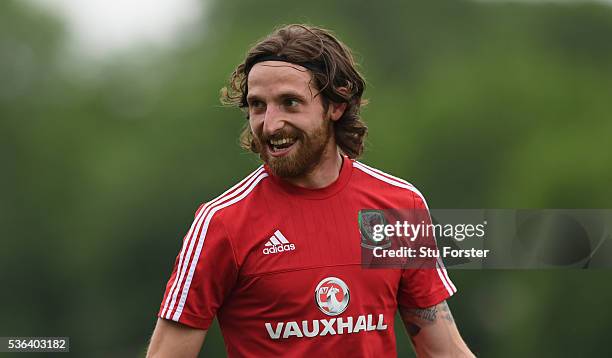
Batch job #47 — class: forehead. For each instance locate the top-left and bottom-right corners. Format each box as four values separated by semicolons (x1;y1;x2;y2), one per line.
247;61;314;98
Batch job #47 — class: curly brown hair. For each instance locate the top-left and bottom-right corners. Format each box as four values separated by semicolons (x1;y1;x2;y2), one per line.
220;24;368;159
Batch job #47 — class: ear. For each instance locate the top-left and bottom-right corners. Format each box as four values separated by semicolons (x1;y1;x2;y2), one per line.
329;102;347;122
328;87;349;122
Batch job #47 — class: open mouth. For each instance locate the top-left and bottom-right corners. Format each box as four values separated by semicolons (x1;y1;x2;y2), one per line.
267;137;297;156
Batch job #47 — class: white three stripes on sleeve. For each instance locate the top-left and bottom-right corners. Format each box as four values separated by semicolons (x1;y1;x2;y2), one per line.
161;166;268;321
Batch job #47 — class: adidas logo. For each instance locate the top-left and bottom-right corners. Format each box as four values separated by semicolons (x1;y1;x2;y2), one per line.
262;230;296;255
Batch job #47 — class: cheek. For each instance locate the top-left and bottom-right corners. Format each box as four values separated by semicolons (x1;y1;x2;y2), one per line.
249;117;262;135
301;108;328;130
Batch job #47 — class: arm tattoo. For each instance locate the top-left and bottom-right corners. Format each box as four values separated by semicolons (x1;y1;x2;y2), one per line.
400;306;436;338
400;301;456;337
440;301;455;324
405;322;421;337
408;306;438;322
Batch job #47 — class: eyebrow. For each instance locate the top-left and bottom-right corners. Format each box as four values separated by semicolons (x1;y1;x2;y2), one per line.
247;91;309;103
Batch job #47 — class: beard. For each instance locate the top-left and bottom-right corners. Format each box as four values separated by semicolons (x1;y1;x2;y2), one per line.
253;119;333;178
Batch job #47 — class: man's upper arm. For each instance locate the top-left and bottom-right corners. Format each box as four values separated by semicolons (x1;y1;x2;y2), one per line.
147;318;207;358
158;204;239;329
397;191;457;309
399;300;474;357
151;204;238;354
397;193;472;356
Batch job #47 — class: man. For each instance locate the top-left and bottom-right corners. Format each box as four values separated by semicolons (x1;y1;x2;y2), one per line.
147;24;474;357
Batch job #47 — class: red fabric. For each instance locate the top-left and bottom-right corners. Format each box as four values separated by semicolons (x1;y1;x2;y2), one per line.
158;157;455;357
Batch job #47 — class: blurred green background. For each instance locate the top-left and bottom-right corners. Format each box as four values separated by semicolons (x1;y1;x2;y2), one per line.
1;0;611;356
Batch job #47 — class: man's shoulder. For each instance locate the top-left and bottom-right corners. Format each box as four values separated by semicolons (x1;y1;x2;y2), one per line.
350;160;429;207
198;165;271;219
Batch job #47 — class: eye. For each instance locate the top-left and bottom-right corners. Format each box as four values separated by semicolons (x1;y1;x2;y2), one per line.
249;100;265;110
284;98;300;108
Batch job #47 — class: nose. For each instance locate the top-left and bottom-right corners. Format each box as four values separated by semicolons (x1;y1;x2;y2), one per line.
262;105;285;136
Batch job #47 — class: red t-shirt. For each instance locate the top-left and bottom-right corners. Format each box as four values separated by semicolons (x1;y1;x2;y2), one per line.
158;157;456;357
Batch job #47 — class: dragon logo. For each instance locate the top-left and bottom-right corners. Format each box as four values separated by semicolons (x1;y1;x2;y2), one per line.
314;277;350;316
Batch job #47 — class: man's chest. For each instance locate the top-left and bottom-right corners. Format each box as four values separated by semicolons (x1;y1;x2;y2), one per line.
221;196;401;313
232;196;363;276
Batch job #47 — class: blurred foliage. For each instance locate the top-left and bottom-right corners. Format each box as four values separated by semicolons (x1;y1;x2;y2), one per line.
1;0;611;356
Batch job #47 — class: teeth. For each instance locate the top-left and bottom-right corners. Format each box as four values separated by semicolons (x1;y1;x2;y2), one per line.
270;138;295;146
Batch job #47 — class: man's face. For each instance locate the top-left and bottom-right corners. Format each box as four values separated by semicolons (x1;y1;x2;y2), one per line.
247;61;334;178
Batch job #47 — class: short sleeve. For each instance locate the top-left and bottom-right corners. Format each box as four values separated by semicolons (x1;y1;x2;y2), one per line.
397;192;457;309
157;203;239;329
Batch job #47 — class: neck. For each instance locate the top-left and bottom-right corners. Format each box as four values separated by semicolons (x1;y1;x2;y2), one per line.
285;146;343;189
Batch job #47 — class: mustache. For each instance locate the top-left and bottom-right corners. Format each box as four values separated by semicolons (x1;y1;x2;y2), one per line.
258;127;304;142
